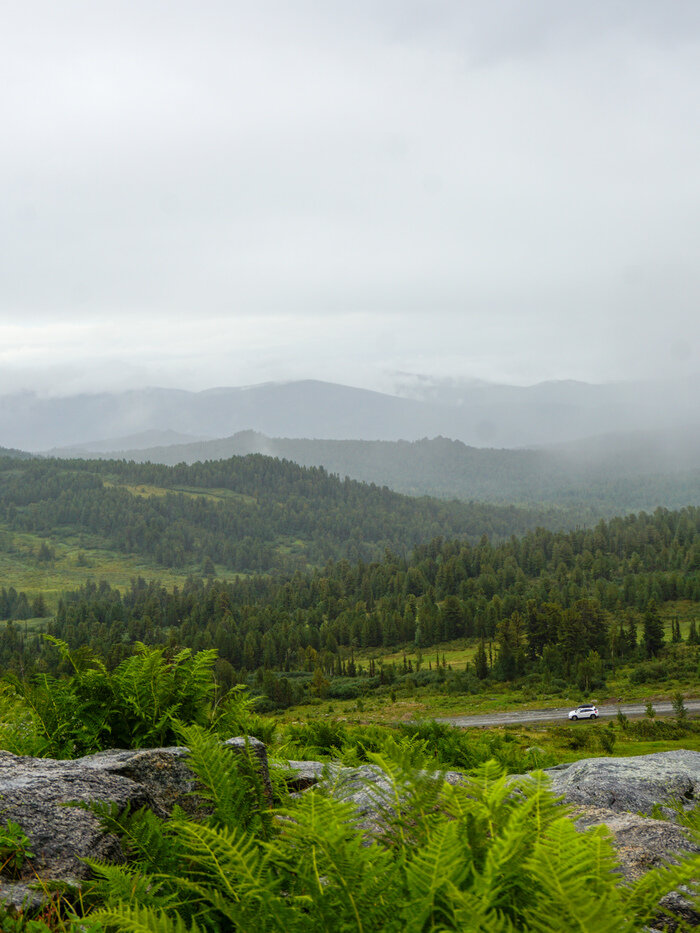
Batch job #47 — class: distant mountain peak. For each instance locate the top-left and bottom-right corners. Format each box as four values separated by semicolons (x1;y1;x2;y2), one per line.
0;377;697;452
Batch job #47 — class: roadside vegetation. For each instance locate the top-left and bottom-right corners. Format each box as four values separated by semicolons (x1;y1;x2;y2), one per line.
0;643;698;931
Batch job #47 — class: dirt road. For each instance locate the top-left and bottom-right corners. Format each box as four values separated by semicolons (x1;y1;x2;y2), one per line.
436;699;700;729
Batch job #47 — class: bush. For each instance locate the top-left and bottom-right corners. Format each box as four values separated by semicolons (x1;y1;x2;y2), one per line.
599;723;616;755
629;660;672;684
551;726;590;751
626;719;692;741
395;721;555;774
327;678;362;700
672;691;688;722
445;669;481;694
283;720;349;758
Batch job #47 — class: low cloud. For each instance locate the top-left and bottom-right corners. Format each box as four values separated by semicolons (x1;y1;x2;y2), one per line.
1;1;698;392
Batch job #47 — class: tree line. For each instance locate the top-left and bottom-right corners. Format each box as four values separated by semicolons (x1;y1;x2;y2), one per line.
0;506;696;694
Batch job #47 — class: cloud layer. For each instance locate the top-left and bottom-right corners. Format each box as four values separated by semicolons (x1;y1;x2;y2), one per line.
2;1;699;394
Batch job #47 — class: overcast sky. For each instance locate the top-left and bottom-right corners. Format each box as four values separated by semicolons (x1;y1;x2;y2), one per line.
1;1;699;397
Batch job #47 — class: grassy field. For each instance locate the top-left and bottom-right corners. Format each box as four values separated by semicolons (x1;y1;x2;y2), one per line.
480;721;700;767
0;527;242;607
112;482;257;505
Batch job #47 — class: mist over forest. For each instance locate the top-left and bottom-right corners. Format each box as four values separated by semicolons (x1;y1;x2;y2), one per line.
0;373;696;452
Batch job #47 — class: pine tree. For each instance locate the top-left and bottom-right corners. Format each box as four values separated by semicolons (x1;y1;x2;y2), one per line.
474;639;489;680
643;599;664;658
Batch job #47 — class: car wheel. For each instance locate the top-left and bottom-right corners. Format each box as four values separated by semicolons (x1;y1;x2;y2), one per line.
571;715;578;720
590;713;597;719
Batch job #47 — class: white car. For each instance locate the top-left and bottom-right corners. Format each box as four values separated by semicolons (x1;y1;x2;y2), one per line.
568;705;598;720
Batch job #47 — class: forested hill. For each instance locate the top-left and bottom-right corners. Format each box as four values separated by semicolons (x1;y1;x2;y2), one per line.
0;455;577;575
0;446;32;460
57;429;700;516
27;505;700;678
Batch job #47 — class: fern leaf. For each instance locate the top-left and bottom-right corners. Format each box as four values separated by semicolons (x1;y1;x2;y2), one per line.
176;722;268;832
82;858;171;908
90;903;201;933
168;818;271;902
401;820;468;932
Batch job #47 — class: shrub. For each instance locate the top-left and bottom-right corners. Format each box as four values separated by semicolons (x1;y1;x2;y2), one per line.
598;723;616;755
672;691;688;722
629;661;671;684
327;678;362;700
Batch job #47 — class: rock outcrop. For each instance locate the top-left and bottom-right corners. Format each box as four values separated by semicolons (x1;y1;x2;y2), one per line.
0;743;696;921
0;736;271;909
544;749;700;817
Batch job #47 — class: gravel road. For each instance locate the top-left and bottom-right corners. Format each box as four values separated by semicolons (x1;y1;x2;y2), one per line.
436;699;700;729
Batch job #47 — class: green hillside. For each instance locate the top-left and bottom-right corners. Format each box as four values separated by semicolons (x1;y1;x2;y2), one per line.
71;430;700;515
0;455;578;600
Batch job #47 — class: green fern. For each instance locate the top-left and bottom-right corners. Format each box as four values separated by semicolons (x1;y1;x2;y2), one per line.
90;903;201;933
88;800;183;873
78;743;700;933
274;792;402;932
356;745;445;847
400;820;468;932
81;858;173;910
175;722;272;837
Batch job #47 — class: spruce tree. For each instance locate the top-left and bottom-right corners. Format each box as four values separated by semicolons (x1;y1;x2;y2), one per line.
643;599;664;658
474;639;489;680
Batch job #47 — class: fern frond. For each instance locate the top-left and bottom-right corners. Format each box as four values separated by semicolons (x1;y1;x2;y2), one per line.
476;788;566;919
176;722;269;833
90;800;182;872
353;749;444;847
275;791;400;931
401;820;468;932
520;818;630;933
82;857;171;908
276;790;363;845
90;903;201;933
167;818;271;902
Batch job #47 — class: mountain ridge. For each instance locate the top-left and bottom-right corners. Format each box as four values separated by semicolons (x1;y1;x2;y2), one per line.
2;376;697;451
47;426;700;516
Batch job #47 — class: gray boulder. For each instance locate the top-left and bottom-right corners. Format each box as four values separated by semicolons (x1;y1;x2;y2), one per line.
572;805;698;880
0;737;271;908
274;759;336;791
544;749;700;816
223;736;274;804
573;806;700;929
